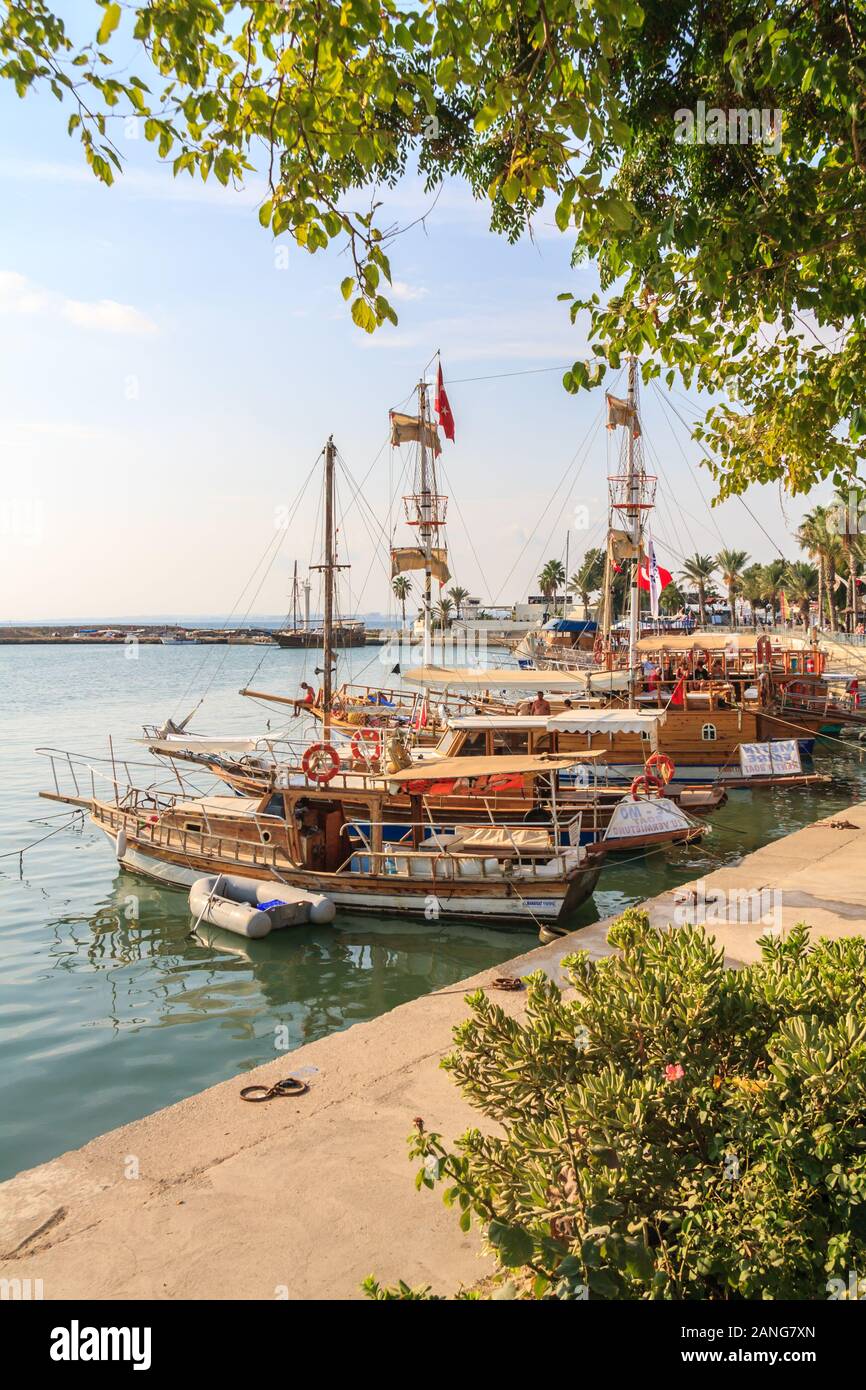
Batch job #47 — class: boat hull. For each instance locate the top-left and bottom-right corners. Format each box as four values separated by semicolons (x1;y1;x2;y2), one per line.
103;824;602;926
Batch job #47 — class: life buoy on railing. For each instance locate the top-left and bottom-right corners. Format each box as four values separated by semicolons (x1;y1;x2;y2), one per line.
351;727;383;763
630;771;663;800
645;751;675;785
301;742;340;785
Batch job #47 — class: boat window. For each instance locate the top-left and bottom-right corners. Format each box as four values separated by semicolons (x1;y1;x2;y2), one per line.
184;821;199;833
531;733;552;754
458;730;486;757
701;723;717;741
261;830;272;844
640;730;651;742
492;730;529;755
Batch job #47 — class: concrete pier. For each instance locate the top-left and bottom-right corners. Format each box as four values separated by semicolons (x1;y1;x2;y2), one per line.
3;802;866;1300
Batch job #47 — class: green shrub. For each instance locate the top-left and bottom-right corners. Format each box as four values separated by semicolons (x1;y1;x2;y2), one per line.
391;910;866;1300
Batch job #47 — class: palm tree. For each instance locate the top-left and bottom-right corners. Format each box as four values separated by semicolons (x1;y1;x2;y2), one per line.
832;487;862;629
740;563;769;625
392;574;412;627
659;578;685;615
679;553;716;626
538;558;566;615
570;548;605;612
448;585;469;620
435;596;453;630
784;560;818;625
715;548;750;627
798;506;843;629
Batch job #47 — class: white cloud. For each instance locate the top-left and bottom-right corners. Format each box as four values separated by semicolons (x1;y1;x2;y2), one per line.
390;280;429;302
62;297;157;334
0;269;157;335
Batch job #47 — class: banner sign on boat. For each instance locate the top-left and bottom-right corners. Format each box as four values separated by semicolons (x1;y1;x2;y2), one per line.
604;797;690;841
739;741;802;777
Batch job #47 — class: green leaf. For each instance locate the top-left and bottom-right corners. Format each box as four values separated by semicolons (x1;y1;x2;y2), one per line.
97;3;121;46
340;276;354;302
487;1220;533;1268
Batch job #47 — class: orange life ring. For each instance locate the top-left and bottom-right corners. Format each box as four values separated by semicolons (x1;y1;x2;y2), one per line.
645;751;675;785
630;772;663;800
301;742;340;785
351;727;383;763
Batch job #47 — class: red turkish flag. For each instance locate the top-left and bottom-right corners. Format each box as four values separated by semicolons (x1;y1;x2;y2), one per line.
669;676;685;707
435;361;455;442
637;556;672;591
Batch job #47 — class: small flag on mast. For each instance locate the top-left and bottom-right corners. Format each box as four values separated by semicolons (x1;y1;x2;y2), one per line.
646;533;662;619
435;360;455;442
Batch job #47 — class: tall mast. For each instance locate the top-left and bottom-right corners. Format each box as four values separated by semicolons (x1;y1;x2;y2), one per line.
418;380;433;668
626;355;640;694
605;354;655;692
319;436;339;742
292;559;298;632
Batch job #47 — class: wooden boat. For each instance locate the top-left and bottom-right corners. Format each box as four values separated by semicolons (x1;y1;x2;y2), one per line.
274;623;366;648
145;708;713;851
40;753;610;929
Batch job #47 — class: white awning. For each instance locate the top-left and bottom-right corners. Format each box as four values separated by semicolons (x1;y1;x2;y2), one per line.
404;665;634;692
142;734;264;755
547;709;665;736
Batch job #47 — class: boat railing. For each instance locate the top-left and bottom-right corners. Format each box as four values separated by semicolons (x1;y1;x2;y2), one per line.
37;745;193;808
88;794;293;872
336;826;579;881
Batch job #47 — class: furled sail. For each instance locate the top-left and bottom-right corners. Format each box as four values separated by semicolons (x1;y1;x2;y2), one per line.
391;546;451;585
389;410;442;456
606;392;641;437
608;527;641;566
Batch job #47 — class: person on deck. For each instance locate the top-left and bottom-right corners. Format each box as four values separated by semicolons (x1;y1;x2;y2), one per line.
531;691;552;716
693;659;709;681
299;681;315;704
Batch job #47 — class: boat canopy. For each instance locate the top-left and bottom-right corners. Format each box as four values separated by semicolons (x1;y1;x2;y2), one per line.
388;752;604;784
634;631;807;654
142;733;266;754
405;665;633;691
548;709;665;736
542;619;598;633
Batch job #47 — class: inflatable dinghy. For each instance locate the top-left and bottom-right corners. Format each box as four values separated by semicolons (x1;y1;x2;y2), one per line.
189;875;336;939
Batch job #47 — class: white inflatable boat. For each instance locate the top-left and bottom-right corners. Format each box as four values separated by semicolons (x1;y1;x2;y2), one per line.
189;874;336;939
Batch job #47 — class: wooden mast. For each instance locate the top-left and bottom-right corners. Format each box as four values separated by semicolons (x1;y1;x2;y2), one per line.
626;355;640;700
322;436;336;741
418;380;433;669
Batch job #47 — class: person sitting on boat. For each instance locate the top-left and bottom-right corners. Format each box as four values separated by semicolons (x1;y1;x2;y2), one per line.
693;659;710;681
299;681;315;704
531;691;552;716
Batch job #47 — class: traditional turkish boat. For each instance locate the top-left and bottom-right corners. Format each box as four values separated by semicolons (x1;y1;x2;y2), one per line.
39;749;610;928
394;357;861;776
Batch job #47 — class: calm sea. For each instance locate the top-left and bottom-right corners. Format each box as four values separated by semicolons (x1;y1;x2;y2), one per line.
1;641;864;1181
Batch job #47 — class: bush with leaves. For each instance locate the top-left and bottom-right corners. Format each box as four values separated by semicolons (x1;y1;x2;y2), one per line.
383;910;866;1300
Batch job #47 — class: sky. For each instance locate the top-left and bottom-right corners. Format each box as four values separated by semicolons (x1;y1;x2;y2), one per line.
0;18;831;624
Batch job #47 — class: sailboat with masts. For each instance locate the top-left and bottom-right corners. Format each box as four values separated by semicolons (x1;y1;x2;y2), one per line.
41;431;608;931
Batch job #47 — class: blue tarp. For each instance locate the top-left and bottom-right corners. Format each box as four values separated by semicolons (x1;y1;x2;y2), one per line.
542;619;598;634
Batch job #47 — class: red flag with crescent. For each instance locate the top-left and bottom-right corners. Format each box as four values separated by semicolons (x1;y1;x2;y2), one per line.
435;361;455;442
